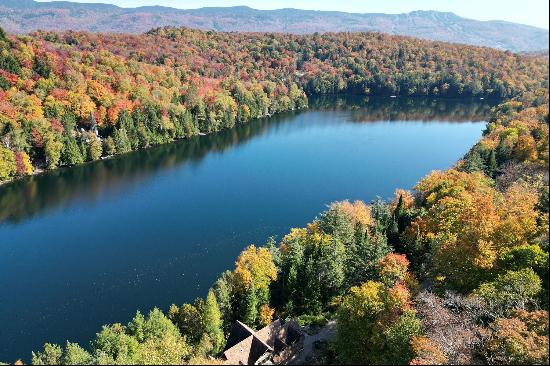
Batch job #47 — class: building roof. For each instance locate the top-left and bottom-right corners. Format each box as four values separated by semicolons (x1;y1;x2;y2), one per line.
224;321;258;351
223;319;302;365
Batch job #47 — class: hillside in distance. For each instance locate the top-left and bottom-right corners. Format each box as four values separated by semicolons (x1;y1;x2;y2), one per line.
0;21;548;184
0;0;548;52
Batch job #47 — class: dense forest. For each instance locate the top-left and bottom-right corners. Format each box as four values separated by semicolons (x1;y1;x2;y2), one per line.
0;97;494;224
0;25;548;182
2;1;549;52
14;89;548;365
0;24;549;365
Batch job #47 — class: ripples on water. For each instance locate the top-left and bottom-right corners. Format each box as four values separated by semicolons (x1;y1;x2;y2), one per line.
0;96;497;362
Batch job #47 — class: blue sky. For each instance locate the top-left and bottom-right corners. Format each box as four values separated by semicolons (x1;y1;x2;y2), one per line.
37;0;550;29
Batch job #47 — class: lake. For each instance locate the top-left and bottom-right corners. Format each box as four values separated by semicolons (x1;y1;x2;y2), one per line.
0;96;497;361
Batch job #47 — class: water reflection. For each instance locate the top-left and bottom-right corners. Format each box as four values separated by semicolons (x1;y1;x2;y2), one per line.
309;95;495;122
0;96;497;362
0;112;296;224
0;96;496;224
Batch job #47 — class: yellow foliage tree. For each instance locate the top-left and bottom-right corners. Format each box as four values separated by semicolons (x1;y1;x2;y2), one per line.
390;188;415;211
233;245;277;293
15;151;33;176
493;183;540;248
0;146;16;181
413;170;500;291
258;304;275;327
329;200;373;228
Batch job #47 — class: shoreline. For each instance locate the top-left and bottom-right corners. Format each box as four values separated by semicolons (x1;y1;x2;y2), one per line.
0;93;497;188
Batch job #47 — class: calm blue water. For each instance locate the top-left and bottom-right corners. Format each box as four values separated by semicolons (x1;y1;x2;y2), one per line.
0;96;496;361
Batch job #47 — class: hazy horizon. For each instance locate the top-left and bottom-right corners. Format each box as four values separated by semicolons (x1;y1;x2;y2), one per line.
33;0;550;29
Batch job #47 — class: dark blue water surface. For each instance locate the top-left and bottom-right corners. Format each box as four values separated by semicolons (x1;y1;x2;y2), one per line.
0;96;496;361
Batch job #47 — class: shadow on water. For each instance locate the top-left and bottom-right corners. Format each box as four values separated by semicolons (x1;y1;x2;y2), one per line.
0;111;296;224
309;95;496;122
0;96;497;224
0;95;500;362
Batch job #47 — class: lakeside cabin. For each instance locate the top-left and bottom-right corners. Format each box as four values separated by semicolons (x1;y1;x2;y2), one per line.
222;319;303;365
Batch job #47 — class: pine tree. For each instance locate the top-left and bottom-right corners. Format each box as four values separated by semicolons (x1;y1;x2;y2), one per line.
394;194;405;224
487;149;498;178
62;135;84;166
347;230;391;287
388;218;400;246
0;26;7;42
212;271;234;334
118;110;138;149
241;285;258;327
61;113;77;132
0;75;10;90
303;258;323;314
88;134;103;161
203;290;224;354
389;194;405;248
463;150;486;173
113;127;132;154
89;112;98;136
103;136;116;156
372;197;393;236
79;138;89;162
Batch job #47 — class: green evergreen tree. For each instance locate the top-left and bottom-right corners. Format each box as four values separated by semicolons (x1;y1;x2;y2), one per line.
212;271;234;335
463;150;486;173
33;57;51;78
203;290;225;353
389;194;405;247
388;218;400;247
79;138;89;162
62;342;93;365
371;197;393;236
118;110;139;149
89;112;98;135
45;135;64;169
303;259;323;314
0;26;7;42
113;127;132;154
62;135;84;166
182;110;199;138
0;75;9;90
0;51;22;75
103;136;116;156
347;230;391;287
194;101;207;132
319;205;355;244
241;285;258;327
487;149;498;178
168;303;204;345
496;141;510;165
394;194;405;225
31;343;63;365
61;113;77;132
88;135;103;161
137;124;151;149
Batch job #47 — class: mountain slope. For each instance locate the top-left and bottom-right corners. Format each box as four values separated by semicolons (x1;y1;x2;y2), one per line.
0;0;548;52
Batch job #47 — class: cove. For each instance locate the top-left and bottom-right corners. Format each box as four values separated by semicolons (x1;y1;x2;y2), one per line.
0;96;497;361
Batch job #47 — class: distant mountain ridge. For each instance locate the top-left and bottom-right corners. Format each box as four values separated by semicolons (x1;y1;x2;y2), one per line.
0;0;548;52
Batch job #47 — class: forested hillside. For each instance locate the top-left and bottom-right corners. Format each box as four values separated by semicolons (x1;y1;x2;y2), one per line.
1;0;548;52
0;22;549;365
22;89;549;365
0;26;548;182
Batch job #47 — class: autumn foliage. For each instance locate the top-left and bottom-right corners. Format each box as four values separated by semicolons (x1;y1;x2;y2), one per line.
1;25;548;181
1;21;548;366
